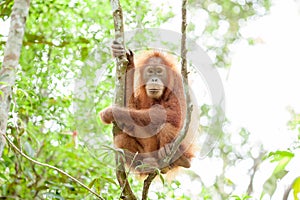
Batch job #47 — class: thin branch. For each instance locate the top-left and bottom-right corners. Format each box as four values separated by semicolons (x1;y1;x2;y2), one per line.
110;0;136;199
247;151;265;195
283;177;300;200
163;0;192;164
110;0;128;107
1;131;104;199
282;183;292;200
181;0;188;78
142;171;158;200
143;0;191;196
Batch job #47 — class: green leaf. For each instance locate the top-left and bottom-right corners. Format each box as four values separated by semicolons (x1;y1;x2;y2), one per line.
0;173;8;181
293;177;300;200
36;185;49;191
156;169;165;185
100;176;118;186
270;151;294;176
261;176;276;200
261;151;294;199
23;141;35;157
230;195;241;200
268;150;294;163
231;195;251;200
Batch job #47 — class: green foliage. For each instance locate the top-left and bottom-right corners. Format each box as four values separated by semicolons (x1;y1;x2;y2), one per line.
230;194;252;200
293;177;300;200
261;151;294;199
0;0;178;198
0;0;13;19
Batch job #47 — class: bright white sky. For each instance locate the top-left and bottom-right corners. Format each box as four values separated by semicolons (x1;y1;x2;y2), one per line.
1;0;300;199
223;0;300;198
154;0;300;199
155;0;300;150
227;0;300;150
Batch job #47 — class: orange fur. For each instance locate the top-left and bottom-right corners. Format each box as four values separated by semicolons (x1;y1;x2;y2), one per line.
100;50;197;175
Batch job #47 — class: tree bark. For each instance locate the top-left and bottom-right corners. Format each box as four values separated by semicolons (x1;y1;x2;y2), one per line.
163;0;192;164
110;0;137;199
144;1;191;198
0;0;31;158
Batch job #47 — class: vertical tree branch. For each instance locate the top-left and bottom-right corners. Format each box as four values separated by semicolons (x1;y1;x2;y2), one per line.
110;1;137;199
142;171;158;200
247;151;265;195
163;0;192;164
0;0;31;158
282;184;292;200
181;0;188;79
110;0;128;107
143;1;191;198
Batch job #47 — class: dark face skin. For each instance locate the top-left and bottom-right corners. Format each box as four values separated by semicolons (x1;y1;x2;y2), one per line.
143;58;168;99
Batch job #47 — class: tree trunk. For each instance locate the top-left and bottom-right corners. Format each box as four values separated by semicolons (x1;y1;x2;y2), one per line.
0;0;31;158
